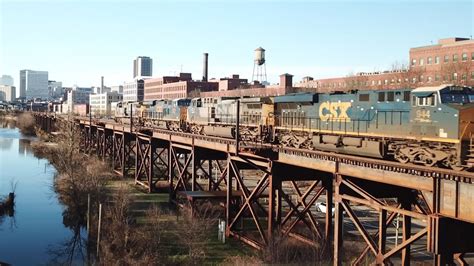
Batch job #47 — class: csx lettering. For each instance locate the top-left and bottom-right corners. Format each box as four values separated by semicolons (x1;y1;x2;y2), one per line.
319;101;352;122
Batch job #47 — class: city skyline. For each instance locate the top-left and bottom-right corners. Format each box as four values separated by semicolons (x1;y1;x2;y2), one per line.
1;0;473;88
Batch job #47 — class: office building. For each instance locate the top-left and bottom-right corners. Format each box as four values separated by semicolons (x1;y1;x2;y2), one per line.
0;75;14;86
48;80;63;99
110;85;123;94
123;79;146;102
133;56;153;79
64;86;93;113
19;70;49;100
0;85;16;102
89;91;122;116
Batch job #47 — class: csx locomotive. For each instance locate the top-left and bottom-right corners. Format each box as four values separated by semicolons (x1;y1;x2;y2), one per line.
115;84;474;171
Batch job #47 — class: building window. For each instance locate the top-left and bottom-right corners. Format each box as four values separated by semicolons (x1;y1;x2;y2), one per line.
412;77;417;83
452;72;458;80
462;73;467;80
443;75;448;81
427;57;432;64
384;79;388;85
453;54;458;63
462;53;468;61
472;52;474;61
419;58;424;66
427;76;432;83
435;56;440;64
471;71;474;80
411;59;416;66
444;55;449;63
435;74;440;81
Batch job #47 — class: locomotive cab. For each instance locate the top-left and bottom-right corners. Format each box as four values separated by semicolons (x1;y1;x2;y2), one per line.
409;84;474;169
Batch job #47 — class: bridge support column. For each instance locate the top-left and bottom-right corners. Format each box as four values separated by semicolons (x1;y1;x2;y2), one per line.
226;154;271;249
112;131;135;178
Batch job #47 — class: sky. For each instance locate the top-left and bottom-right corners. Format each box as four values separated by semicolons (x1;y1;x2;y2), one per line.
0;0;473;88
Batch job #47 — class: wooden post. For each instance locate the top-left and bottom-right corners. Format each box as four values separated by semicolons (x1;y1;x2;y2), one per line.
87;194;91;234
97;203;102;258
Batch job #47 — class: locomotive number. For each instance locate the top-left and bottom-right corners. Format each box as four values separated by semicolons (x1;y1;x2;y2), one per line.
319;101;352;122
416;110;431;120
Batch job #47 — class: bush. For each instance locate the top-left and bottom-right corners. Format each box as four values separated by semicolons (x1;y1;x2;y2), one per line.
16;113;36;135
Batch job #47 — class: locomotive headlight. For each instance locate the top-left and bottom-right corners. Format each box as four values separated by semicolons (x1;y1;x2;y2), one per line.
454;114;458;117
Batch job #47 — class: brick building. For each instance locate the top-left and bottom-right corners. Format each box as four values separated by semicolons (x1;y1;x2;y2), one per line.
144;73;218;100
295;37;474;92
202;73;294;98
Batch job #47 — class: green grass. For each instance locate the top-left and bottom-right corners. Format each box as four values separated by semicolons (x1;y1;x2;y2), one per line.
105;179;257;265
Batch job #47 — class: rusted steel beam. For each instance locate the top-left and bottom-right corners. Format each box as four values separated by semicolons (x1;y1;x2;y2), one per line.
376;209;387;264
334;174;344;266
341;200;378;256
340;194;427;220
228;160;268;245
352;210;398;266
383;228;427;260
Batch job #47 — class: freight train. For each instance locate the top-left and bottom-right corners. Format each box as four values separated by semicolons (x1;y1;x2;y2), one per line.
115;84;474;171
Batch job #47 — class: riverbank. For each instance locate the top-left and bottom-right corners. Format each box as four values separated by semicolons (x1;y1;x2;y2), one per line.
28;120;260;265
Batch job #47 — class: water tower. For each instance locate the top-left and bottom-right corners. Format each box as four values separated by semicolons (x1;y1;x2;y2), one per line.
252;47;267;83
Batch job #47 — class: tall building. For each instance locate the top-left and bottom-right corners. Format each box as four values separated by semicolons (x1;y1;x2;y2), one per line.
19;70;49;100
0;75;14;86
133;56;153;78
48;80;63;99
0;85;16;102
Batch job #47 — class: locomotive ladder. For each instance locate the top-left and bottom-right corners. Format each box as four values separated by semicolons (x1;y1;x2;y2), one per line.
467;132;474;167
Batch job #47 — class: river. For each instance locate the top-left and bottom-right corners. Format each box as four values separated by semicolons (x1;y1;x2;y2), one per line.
0;120;86;265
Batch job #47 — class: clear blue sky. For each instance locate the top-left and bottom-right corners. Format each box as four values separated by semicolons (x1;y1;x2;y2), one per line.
1;0;473;88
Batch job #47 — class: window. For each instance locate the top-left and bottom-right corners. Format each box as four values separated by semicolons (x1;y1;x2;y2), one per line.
387;91;395;102
453;73;458;80
435;56;440;64
359;94;370;101
427;76;432;83
462;73;467;80
472;52;474;61
378;92;385;101
453;54;458;63
420;58;424;66
444;55;449;63
417;95;437;107
411;59;417;66
462;53;468;61
427;57;432;64
444;75;449;81
412;77;417;83
435;74;440;81
384;79;388;85
412;95;417;107
403;91;411;102
471;71;474;80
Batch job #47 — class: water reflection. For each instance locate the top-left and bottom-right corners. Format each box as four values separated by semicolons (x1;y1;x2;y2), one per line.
0;118;86;265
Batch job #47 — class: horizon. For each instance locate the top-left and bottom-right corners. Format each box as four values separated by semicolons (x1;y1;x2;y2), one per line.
1;0;473;88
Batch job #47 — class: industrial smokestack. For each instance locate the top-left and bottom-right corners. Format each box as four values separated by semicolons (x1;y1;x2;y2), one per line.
101;76;104;94
203;53;208;82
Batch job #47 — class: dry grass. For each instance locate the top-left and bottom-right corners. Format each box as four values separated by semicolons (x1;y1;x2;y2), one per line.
16;112;36;135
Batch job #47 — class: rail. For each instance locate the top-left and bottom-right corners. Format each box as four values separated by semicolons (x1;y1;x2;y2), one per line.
34;112;474;183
